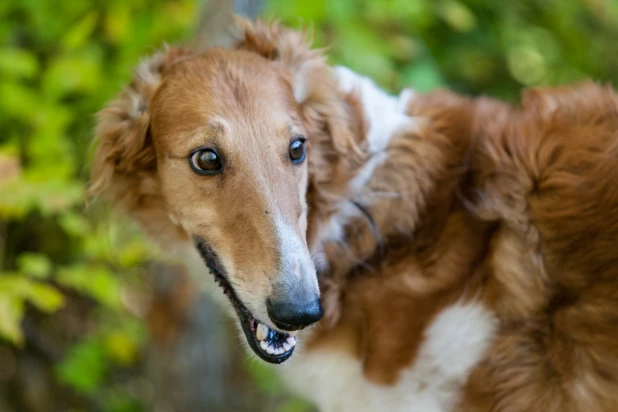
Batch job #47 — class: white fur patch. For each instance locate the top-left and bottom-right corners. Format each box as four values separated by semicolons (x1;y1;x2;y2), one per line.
280;301;496;412
276;219;320;295
336;66;415;193
309;67;416;259
340;66;417;190
335;66;414;154
293;62;311;103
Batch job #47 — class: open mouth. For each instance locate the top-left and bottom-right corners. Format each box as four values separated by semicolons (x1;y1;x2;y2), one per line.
214;271;297;364
195;238;297;364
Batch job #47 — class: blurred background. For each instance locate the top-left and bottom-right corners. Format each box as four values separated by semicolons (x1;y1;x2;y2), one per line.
1;0;617;410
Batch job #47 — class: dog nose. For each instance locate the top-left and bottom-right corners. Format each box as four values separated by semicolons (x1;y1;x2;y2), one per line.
266;297;324;331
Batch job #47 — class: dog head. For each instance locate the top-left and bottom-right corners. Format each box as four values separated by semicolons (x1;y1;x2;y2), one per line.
90;20;358;363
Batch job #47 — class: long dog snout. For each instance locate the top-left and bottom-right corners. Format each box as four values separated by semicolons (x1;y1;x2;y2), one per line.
268;220;323;330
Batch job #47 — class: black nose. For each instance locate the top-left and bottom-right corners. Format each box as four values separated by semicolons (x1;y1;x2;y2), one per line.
266;297;324;331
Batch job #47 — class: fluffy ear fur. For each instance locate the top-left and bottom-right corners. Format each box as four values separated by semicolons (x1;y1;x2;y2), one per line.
89;48;193;238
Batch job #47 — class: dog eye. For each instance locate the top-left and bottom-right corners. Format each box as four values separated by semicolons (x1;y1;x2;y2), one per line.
289;138;306;164
189;148;223;175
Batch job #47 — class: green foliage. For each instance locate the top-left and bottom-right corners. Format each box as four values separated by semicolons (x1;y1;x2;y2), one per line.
0;0;195;410
56;265;122;310
265;0;618;100
0;274;64;344
56;319;145;395
56;339;110;395
17;252;52;279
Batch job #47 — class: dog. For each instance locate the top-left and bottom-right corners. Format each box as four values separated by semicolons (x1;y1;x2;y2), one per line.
90;19;618;411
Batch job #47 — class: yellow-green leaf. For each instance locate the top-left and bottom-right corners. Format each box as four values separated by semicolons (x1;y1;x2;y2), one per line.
17;253;52;279
104;331;138;365
0;48;39;79
0;295;24;345
56;265;121;309
56;340;107;395
26;283;65;313
62;12;99;50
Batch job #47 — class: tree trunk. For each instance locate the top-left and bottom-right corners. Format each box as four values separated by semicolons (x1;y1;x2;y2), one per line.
192;0;264;51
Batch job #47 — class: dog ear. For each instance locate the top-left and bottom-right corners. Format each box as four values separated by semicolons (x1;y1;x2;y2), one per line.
89;47;192;234
235;18;324;104
234;19;361;156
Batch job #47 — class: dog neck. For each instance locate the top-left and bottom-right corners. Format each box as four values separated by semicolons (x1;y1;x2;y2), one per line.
304;66;426;323
303;66;482;326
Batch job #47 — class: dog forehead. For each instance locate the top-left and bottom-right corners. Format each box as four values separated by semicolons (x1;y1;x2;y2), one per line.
150;50;298;147
159;51;292;109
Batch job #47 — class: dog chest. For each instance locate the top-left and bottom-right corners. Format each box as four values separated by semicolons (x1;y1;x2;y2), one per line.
278;301;497;412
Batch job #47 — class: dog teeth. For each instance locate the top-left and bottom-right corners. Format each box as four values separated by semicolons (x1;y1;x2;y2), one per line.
256;323;268;341
254;321;297;356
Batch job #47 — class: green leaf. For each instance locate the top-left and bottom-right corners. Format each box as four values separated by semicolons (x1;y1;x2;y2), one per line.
0;274;64;311
0;275;64;344
0;81;40;122
0;48;39;79
104;4;131;44
0;177;37;219
0;294;25;345
56;339;108;394
507;45;547;86
62;12;99;50
104;331;139;365
26;283;65;313
0;177;84;218
42;54;102;99
439;1;477;33
56;265;121;309
59;211;91;237
17;253;52;279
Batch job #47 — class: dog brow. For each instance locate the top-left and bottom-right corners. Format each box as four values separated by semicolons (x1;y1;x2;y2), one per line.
209;121;224;134
286;121;303;137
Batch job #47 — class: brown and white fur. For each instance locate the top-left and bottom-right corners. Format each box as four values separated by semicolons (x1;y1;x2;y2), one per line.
90;19;618;411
